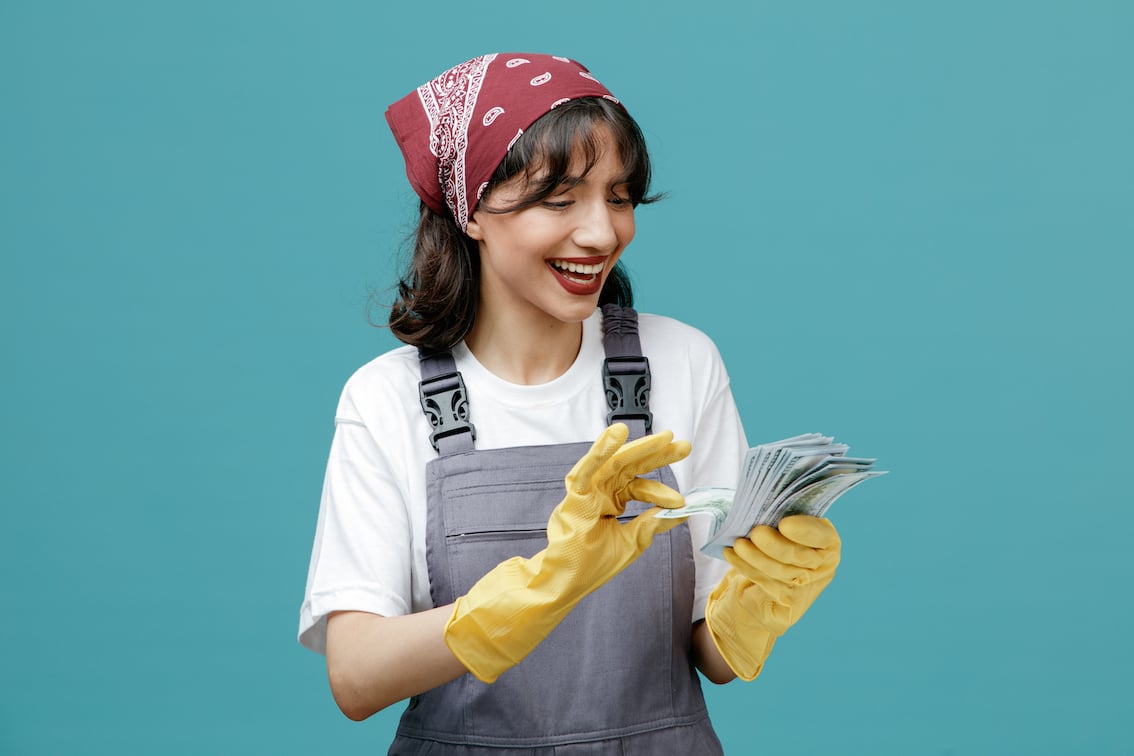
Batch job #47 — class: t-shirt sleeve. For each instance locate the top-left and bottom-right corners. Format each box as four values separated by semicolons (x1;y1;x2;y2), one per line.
297;383;415;656
638;315;749;622
666;324;747;621
687;376;747;622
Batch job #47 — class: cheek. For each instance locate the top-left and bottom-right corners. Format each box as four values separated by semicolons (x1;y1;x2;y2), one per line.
617;213;636;247
606;216;635;271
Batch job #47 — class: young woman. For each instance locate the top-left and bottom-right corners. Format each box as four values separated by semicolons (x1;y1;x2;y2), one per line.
299;53;842;754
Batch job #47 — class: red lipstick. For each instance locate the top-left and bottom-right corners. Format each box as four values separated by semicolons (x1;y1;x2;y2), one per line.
546;257;608;296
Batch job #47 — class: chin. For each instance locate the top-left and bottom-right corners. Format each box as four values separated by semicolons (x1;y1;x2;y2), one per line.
537;302;598;328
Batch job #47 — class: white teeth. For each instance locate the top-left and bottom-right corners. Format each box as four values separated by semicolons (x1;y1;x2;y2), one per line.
550;260;605;275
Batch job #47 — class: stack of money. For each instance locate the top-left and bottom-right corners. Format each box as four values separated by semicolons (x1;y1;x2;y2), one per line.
657;433;887;559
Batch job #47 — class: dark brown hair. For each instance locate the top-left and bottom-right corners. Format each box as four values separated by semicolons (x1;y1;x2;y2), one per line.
388;97;657;351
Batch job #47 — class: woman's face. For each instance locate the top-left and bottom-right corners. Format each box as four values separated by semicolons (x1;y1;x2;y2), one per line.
466;126;635;331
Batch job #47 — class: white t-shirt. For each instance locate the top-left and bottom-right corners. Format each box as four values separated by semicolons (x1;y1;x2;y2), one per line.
299;309;747;655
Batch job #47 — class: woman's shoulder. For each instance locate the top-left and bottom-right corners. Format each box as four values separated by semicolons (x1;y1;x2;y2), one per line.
635;312;725;363
335;343;424;423
633;311;734;406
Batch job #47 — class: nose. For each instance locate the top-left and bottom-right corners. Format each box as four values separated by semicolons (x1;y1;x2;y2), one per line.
571;198;622;253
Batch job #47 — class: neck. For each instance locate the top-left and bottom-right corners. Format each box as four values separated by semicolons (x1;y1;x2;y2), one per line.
464;309;586;385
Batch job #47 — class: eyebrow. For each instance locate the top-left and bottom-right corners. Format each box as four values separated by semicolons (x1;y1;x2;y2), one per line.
554;174;633;190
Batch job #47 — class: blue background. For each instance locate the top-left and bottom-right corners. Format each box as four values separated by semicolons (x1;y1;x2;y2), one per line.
3;1;1131;753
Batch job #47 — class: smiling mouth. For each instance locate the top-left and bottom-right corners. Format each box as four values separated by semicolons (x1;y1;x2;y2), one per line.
548;258;606;282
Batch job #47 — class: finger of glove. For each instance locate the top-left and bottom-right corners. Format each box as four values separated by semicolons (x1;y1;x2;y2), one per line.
625;507;682;551
565;423;629;494
721;549;799;604
775;518;841;571
624;477;685;510
746;525;828;570
592;435;689;496
728;535;814;585
735;533;837;587
778;515;841;550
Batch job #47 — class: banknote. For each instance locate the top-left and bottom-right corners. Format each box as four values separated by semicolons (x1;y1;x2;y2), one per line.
658;434;887;560
654;487;735;532
771;469;882;522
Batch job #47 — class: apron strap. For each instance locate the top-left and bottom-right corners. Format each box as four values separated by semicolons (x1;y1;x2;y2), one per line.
416;305;655;455
417;349;477;455
601;304;653;438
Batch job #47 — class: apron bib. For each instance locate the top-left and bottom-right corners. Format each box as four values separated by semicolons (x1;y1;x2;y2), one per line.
390;306;723;755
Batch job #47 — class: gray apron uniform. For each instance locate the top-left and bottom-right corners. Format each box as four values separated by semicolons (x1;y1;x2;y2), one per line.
390;306;724;755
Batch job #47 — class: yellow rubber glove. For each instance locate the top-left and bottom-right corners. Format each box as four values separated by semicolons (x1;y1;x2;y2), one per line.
704;515;841;681
444;423;691;683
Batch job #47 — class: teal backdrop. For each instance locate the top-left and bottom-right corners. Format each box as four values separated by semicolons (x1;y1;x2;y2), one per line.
3;1;1131;753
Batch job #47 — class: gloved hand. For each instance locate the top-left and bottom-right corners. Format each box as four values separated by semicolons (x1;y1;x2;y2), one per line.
704;515;841;681
444;423;692;683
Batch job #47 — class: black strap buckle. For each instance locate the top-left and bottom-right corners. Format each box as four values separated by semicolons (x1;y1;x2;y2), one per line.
418;370;477;452
603;356;653;433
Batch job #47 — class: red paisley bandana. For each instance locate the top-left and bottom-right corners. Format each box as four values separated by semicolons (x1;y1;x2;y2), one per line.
385;53;621;231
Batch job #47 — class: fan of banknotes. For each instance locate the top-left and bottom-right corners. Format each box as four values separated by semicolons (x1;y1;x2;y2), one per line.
657;433;887;559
